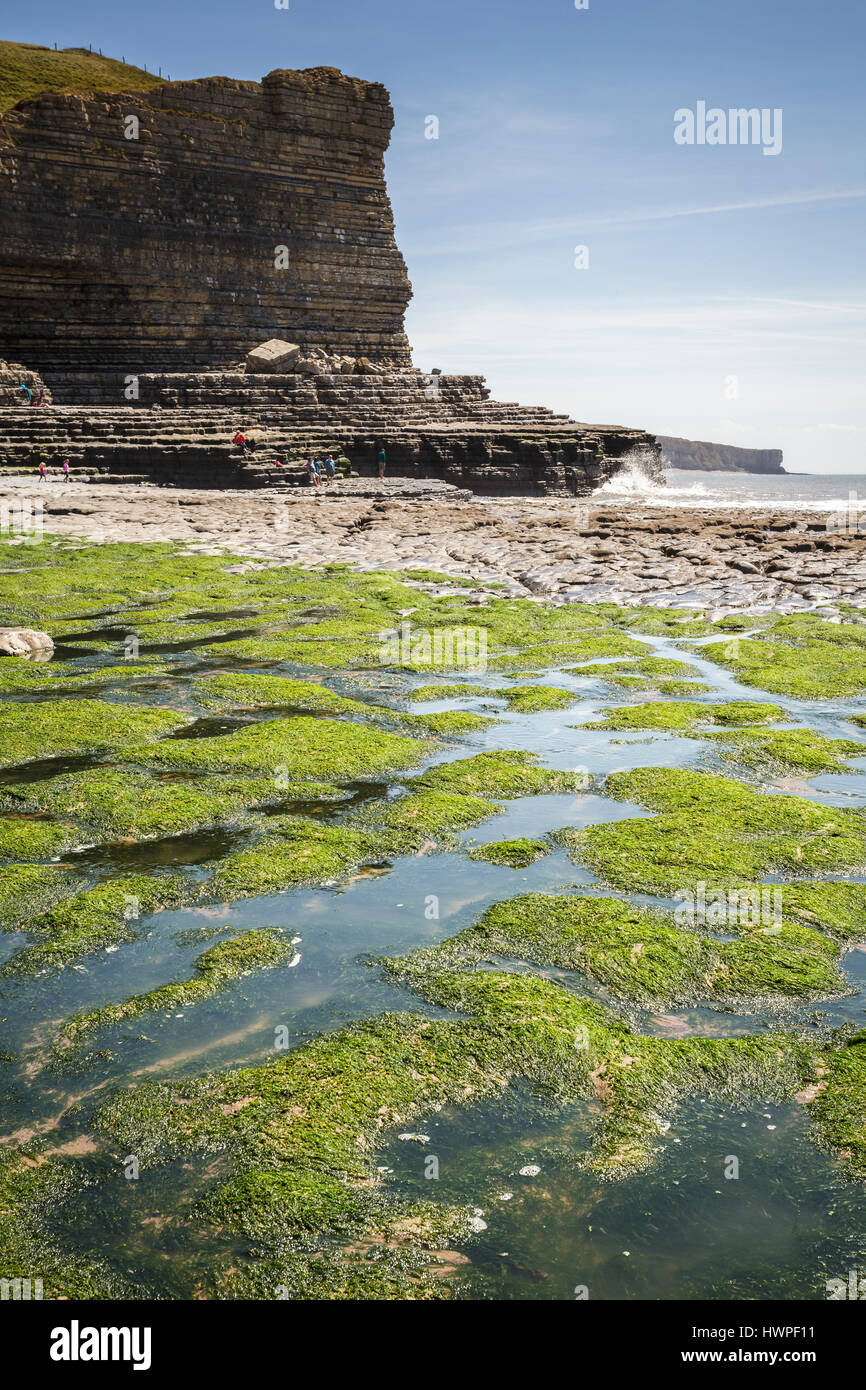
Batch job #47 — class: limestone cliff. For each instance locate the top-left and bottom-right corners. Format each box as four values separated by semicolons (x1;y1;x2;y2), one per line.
0;65;412;374
659;436;784;474
0;49;662;496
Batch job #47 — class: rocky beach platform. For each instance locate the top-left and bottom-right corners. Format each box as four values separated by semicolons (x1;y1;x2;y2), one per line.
4;475;864;611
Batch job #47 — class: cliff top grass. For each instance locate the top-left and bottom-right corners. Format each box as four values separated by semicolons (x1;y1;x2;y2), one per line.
0;42;165;113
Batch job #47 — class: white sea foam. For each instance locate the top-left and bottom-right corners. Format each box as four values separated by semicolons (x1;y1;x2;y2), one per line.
596;465;866;515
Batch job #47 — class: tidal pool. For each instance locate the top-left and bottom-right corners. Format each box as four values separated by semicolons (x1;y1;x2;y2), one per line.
2;541;866;1300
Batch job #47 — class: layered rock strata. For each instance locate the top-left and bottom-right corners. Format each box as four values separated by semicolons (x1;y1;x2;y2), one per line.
0;68;412;373
660;436;784;474
0;63;661;495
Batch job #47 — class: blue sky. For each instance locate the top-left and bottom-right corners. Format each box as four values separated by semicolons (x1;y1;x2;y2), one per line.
9;0;865;471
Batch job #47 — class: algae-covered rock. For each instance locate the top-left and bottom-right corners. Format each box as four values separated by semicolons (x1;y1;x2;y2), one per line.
133;714;429;779
0;862;80;927
0;872;186;974
55;929;291;1064
558;767;866;893
467;838;550;868
581;699;786;733
0;815;81;860
1;768;287;841
0;697;186;768
411;751;586;799
701;614;866;699
207;818;386;900
385;891;847;1011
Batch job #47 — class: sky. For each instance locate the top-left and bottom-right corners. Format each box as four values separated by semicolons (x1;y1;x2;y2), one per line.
7;0;866;472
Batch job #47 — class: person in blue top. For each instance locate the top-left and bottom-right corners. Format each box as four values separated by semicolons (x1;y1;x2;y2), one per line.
377;446;386;480
323;455;336;482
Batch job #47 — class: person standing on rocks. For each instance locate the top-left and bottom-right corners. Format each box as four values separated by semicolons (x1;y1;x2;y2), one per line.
323;455;337;483
63;458;70;483
377;446;386;481
38;459;46;482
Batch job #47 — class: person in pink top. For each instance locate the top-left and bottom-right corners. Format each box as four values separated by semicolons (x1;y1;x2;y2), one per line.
38;460;46;482
63;458;70;482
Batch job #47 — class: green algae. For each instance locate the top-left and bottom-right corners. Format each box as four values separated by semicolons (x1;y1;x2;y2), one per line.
0;873;187;975
94;964;819;1268
408;681;577;714
386;892;846;1011
706;727;865;776
355;789;501;849
400;568;481;587
133;714;429;780
467;838;550;868
207;818;385;900
0;1146;129;1300
191;672;371;715
491;685;579;713
807;1032;866;1182
55;929;291;1063
0;697;186;769
557;766;866;894
776;881;866;944
6;540;866;1294
488;632;645;672
0;768;287;841
700;615;866;699
578;700;863;775
207;788;503;900
0;815;80;860
582;700;786;733
0;863;80;927
411;751;587;799
408;710;500;735
408;682;486;702
198;627;383;669
572;656;705;691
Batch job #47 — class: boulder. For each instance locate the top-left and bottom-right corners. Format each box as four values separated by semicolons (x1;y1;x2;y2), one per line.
245;340;301;373
0;628;54;657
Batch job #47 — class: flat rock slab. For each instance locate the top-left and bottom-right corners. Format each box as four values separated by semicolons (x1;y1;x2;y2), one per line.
3;479;865;612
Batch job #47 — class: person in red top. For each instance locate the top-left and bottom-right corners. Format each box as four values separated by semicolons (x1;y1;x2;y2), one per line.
232;430;247;455
38;460;46;482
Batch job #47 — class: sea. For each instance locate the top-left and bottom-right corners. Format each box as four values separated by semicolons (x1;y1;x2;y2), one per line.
596;468;866;516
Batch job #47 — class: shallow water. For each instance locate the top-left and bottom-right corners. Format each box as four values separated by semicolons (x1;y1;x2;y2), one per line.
3;606;866;1300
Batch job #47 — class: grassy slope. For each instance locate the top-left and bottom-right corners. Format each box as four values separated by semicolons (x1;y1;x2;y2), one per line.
0;41;165;112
